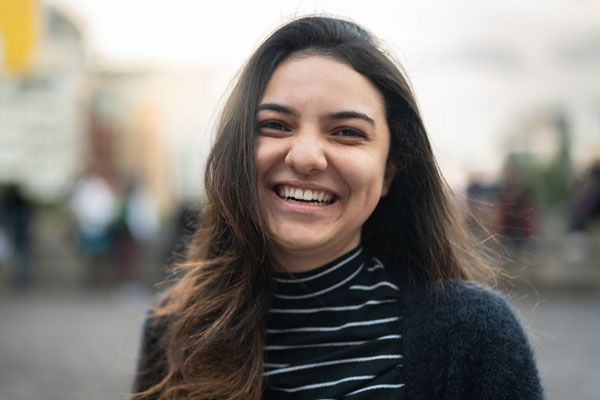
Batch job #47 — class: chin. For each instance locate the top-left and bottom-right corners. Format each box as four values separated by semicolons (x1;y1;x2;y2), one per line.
273;235;325;253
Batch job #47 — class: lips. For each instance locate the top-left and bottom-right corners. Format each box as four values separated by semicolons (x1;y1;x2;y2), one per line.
275;185;336;205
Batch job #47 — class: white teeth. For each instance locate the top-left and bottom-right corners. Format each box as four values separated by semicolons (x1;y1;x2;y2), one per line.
276;186;334;204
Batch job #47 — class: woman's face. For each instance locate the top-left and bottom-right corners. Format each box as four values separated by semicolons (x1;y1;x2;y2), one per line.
256;54;394;272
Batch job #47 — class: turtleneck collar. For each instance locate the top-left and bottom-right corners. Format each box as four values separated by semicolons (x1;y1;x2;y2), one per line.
272;245;365;301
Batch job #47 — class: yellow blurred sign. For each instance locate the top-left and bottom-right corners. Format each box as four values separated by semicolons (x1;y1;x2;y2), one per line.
0;0;37;75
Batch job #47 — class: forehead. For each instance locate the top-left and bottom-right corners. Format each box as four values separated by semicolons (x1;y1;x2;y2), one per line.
260;54;386;116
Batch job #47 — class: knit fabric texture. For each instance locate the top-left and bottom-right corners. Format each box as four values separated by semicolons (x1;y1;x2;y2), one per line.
400;279;544;399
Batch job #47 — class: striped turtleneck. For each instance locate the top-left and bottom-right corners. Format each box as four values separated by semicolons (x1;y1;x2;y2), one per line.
263;246;404;399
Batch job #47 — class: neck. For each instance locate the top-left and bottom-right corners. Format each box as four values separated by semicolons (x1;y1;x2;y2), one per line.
275;238;360;273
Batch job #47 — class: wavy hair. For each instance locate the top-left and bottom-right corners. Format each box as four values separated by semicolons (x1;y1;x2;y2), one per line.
133;15;493;400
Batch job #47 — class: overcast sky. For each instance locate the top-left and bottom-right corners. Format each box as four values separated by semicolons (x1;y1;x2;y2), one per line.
43;0;596;66
45;0;600;184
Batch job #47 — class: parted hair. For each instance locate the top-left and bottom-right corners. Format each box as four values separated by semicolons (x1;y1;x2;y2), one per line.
133;15;489;400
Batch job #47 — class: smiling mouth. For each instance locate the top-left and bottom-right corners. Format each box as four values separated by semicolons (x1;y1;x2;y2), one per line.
275;185;336;205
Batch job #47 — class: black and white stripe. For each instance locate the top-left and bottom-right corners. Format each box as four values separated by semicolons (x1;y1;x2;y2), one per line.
264;247;404;399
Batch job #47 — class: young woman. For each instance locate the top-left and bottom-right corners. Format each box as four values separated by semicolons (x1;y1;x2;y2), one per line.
133;16;543;400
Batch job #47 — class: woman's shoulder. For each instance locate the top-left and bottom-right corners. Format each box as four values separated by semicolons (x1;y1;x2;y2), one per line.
402;279;534;361
405;280;519;326
440;280;515;314
133;294;173;394
402;280;544;399
139;291;173;341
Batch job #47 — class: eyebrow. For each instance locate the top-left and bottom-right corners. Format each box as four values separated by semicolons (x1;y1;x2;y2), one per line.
257;103;299;117
258;103;375;127
322;111;375;127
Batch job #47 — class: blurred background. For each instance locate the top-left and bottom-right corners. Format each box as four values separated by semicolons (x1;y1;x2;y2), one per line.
0;0;599;399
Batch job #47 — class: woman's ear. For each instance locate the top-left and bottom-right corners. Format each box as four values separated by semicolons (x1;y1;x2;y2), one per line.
381;161;396;197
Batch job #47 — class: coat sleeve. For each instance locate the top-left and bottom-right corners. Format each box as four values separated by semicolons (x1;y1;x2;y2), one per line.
447;284;545;400
132;314;168;396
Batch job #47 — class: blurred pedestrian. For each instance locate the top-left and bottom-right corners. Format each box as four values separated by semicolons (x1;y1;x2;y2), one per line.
114;177;159;285
465;172;500;238
570;161;600;232
498;161;536;252
566;161;600;262
68;171;117;285
2;184;33;287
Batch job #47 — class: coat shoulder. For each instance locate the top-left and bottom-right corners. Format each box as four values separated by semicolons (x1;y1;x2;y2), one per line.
437;280;519;326
402;280;544;399
132;295;172;395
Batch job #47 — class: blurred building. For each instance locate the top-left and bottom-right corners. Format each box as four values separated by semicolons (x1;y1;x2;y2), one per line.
502;111;573;206
414;9;600;186
87;66;219;214
0;1;217;216
0;1;87;201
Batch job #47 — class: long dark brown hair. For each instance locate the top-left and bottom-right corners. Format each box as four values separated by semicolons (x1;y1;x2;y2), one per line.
134;15;494;400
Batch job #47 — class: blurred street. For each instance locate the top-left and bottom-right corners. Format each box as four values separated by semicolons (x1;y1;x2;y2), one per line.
0;285;599;400
0;288;152;400
514;288;600;400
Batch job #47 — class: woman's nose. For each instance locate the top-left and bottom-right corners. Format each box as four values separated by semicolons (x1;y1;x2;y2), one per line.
284;131;327;175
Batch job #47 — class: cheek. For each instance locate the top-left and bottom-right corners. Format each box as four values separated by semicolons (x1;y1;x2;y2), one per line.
346;163;387;203
255;138;277;179
341;152;388;192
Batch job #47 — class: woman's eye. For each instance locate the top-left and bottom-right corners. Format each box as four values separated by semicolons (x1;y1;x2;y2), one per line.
334;128;365;138
258;121;287;131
